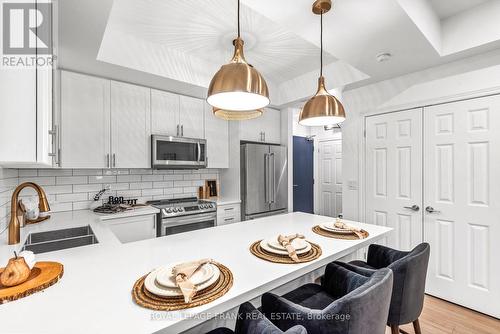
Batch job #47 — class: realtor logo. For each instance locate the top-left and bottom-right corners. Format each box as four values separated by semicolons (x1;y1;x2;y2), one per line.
2;2;52;55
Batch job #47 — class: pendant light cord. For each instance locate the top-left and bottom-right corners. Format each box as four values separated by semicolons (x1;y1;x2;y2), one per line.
320;11;323;77
237;0;241;38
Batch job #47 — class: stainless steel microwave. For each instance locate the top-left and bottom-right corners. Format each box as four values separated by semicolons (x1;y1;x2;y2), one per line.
151;135;207;169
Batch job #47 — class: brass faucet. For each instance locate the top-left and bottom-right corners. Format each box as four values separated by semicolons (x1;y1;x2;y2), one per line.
8;182;51;245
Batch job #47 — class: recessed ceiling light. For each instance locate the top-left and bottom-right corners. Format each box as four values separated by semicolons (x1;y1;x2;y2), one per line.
376;52;392;62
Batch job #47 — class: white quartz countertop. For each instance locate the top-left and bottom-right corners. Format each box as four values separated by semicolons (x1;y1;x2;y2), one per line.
0;211;391;334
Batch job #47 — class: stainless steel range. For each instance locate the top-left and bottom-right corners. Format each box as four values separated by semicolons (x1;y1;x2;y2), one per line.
147;197;217;236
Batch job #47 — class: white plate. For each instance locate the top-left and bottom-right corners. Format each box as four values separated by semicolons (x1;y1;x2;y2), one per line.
267;237;308;251
319;223;355;234
155;263;215;288
260;239;312;255
144;265;220;297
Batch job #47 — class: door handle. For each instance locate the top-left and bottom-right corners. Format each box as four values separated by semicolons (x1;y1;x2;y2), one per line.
112;154;116;168
264;154;269;204
271;153;276;203
403;205;420;211
293;184;298;187
197;142;201;162
106;154;110;168
425;206;441;214
181;125;184;137
176;124;179;136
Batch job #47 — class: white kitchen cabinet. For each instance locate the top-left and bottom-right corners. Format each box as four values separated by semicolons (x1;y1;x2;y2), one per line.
151;91;204;139
217;202;241;225
105;214;156;243
60;71;111;168
204;103;229;168
151;89;179;135
0;0;54;167
179;95;204;138
111;81;151;168
239;108;281;144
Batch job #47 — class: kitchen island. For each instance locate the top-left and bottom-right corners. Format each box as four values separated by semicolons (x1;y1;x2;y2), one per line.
0;211;392;334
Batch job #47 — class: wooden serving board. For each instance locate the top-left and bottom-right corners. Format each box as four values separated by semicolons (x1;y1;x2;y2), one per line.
0;261;64;304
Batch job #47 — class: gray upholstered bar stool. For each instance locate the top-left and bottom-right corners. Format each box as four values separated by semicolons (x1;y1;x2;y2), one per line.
206;302;307;334
345;243;430;334
260;262;393;334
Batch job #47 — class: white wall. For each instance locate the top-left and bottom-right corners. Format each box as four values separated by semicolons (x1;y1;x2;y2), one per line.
340;47;500;221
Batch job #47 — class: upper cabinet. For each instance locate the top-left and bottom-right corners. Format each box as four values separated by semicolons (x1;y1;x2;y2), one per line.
239;108;281;144
59;71;227;169
110;82;151;169
60;71;110;168
204;103;229;168
179;96;204;138
151;89;179;135
60;71;151;169
0;0;54;167
151;90;204;139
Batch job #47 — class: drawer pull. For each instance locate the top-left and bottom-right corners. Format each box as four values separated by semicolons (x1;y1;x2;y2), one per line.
224;217;234;221
224;207;235;211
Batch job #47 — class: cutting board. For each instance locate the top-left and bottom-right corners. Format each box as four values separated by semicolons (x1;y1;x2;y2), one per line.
0;261;64;304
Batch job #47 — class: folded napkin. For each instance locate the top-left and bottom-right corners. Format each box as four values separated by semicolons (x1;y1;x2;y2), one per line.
334;220;364;239
172;258;212;303
277;234;305;262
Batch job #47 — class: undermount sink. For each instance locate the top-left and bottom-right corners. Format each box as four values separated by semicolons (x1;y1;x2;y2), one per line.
21;225;99;254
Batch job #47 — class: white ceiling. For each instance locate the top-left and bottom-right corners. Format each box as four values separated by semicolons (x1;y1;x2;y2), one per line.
60;0;500;106
428;0;490;19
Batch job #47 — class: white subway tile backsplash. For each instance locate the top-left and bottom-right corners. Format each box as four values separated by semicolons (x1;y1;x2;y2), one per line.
18;176;55;186
130;182;152;190
56;193;88;203
56;176;87;185
38;169;72;177
73;169;103;176
141;174;164;182
117;175;141;183
73;184;103;193
0;168;219;220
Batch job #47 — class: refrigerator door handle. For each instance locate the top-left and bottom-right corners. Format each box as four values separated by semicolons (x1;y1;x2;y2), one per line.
264;153;269;204
271;153;276;203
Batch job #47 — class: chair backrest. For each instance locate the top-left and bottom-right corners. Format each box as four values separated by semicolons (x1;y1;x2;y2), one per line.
235;302;308;334
324;268;393;334
386;242;430;325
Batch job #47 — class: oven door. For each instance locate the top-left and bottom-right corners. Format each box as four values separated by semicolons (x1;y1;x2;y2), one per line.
160;212;216;236
152;135;207;169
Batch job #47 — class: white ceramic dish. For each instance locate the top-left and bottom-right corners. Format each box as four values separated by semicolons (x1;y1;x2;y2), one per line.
319;223;355;234
260;239;312;255
155;263;215;288
144;265;220;297
267;237;308;251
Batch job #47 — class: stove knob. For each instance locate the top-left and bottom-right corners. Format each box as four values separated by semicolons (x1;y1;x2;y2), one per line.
201;205;206;209
166;208;172;213
178;208;184;212
209;204;214;208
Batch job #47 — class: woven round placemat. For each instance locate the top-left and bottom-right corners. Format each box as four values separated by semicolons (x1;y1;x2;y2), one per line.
312;225;369;240
132;262;233;311
249;240;322;264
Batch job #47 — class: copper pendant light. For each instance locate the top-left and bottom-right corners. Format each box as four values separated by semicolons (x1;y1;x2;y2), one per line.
207;0;269;120
299;0;346;127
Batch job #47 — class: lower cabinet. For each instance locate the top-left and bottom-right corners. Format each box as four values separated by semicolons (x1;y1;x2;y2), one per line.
105;214;156;243
217;203;241;226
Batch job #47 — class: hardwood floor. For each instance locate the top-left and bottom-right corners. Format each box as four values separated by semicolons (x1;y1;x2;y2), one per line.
385;295;500;334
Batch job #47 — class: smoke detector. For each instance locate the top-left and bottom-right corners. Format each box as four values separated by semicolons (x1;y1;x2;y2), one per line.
376;52;392;63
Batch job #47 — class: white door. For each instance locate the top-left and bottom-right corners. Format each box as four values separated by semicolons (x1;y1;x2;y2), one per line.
424;95;500;317
151;89;179;136
60;71;111;168
110;81;151;168
179;96;204;138
365;109;423;249
318;140;342;217
204;103;229;168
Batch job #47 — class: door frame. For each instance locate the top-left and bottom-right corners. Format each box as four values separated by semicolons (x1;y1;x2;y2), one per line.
314;138;342;215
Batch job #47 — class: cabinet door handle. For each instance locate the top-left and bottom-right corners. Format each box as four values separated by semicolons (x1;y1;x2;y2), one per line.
176;124;179;136
112;154;116;168
181;125;184;137
263;132;266;142
106;154;110;168
224;207;234;211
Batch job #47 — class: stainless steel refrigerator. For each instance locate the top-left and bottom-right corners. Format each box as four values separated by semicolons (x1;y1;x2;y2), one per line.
241;143;288;220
